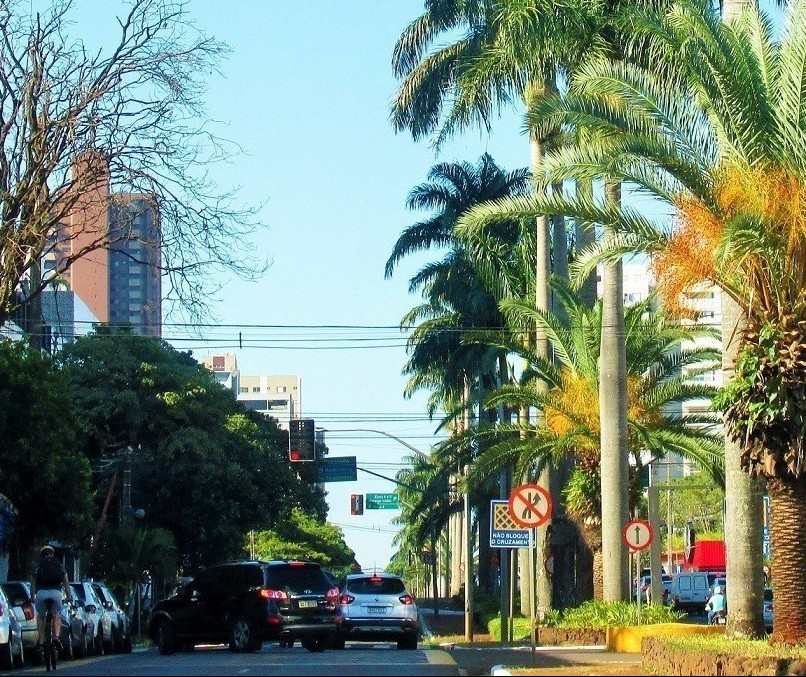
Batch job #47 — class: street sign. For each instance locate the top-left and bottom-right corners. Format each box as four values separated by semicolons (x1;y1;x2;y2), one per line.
366;493;399;510
319;456;357;483
508;483;553;528
490;500;532;548
622;519;653;552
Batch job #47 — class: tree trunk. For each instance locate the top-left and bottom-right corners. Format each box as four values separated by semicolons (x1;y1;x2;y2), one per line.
599;181;630;601
575;179;598;308
574;519;602;601
767;477;806;645
722;294;766;638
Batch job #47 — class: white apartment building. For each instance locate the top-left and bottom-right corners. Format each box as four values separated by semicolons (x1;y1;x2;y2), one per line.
619;262;723;485
200;353;302;430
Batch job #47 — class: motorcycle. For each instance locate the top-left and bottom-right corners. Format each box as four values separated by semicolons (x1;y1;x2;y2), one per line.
710;609;727;625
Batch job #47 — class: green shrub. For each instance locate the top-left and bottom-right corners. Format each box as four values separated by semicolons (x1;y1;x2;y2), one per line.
486;600;683;640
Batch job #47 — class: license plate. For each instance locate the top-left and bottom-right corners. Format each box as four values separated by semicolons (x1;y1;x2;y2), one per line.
367;606;386;614
298;600;317;609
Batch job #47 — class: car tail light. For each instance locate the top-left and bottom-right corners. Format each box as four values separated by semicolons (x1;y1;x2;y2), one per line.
370;576;382;583
261;589;288;601
339;594;355;605
326;587;339;601
289;561;307;567
641;584;648;591
22;602;35;621
674;595;680;603
399;594;415;606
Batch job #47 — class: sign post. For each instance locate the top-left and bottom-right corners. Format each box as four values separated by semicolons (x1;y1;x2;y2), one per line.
508;483;553;659
622;519;654;625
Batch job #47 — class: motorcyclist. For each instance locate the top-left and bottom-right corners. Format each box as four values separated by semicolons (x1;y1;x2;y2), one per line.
706;585;727;624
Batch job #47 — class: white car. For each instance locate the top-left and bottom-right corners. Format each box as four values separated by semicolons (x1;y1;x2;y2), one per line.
336;573;419;649
0;583;25;669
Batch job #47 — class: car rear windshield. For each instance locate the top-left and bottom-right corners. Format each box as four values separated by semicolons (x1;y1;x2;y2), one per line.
265;565;330;593
764;588;773;602
346;577;406;595
1;582;28;606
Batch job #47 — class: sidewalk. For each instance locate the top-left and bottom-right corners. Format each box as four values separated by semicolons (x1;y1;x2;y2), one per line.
419;608;649;677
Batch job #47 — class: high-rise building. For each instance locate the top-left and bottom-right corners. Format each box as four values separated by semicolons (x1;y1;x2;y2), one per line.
55;153;162;337
200;353;302;430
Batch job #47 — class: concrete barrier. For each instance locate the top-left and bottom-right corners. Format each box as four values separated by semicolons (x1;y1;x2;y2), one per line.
606;622;724;653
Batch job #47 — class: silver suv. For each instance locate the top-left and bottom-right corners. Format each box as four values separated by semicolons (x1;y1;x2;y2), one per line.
336;573;418;649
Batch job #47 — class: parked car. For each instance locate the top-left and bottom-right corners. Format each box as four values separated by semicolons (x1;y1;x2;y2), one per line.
0;581;37;657
335;572;419;650
0;582;25;669
147;559;341;655
636;574;674;604
92;582;132;653
1;580;87;661
70;581;111;655
763;587;773;632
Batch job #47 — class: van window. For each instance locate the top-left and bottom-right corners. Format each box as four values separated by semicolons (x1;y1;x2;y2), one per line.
694;577;708;591
679;576;691;591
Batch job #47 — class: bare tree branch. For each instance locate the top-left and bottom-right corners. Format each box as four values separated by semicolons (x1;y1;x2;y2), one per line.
0;0;268;328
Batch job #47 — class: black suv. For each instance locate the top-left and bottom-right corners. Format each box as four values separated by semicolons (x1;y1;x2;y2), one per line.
147;560;341;654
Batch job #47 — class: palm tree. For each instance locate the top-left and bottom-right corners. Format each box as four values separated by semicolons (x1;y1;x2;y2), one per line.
458;0;806;643
442;280;724;600
387;154;529;596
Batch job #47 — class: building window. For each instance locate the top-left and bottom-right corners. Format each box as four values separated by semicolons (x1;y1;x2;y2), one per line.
277;386;287;393
239;387;248;394
252;386;261;393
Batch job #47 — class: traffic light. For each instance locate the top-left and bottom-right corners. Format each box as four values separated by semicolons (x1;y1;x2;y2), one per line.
350;494;364;515
288;418;316;462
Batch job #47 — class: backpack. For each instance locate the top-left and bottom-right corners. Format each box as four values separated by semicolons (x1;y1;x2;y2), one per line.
36;557;65;589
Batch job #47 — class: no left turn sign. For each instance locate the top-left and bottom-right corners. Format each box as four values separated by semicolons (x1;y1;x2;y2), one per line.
622;519;653;552
508;483;553;528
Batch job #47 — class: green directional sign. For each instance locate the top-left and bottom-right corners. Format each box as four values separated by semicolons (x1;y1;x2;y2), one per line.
319;456;357;483
366;493;399;510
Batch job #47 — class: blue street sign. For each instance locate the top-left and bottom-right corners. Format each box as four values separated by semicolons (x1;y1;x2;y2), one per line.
490;500;532;548
319;456;357;482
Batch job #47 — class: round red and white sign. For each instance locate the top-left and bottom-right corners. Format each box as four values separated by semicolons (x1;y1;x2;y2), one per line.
508;483;553;528
622;519;653;552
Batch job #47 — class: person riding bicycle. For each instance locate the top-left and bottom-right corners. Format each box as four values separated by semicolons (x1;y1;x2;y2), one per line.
706;585;727;624
32;545;72;654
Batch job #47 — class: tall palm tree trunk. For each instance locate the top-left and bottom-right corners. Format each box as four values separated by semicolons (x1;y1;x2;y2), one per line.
722;295;765;638
599;182;630;601
532;131;553;617
767;478;806;645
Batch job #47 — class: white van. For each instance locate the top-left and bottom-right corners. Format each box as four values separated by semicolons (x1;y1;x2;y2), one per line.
670;571;722;612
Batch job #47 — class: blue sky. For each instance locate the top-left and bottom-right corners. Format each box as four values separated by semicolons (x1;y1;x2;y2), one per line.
67;0;522;569
171;1;532;569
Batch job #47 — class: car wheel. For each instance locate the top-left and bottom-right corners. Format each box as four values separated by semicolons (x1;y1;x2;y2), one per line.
397;634;418;650
14;636;25;669
80;628;91;658
279;637;294;648
61;630;74;660
302;636;328;653
95;629;105;656
228;616;257;653
157;619;176;656
0;639;13;670
331;636;346;650
122;633;133;654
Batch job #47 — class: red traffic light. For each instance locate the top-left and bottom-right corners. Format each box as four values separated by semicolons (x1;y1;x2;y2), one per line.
350;494;364;515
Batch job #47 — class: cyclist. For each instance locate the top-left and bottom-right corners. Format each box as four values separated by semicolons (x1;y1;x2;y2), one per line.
32;545;72;654
706;585;727;625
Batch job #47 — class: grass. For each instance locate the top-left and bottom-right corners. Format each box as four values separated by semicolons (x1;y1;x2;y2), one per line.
660;634;806;660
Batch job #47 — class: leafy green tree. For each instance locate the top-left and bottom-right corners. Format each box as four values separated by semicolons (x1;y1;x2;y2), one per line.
59;328;324;572
251;507;355;574
0;339;93;578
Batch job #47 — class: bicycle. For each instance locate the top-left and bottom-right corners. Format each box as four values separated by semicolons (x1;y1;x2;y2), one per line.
42;598;58;672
